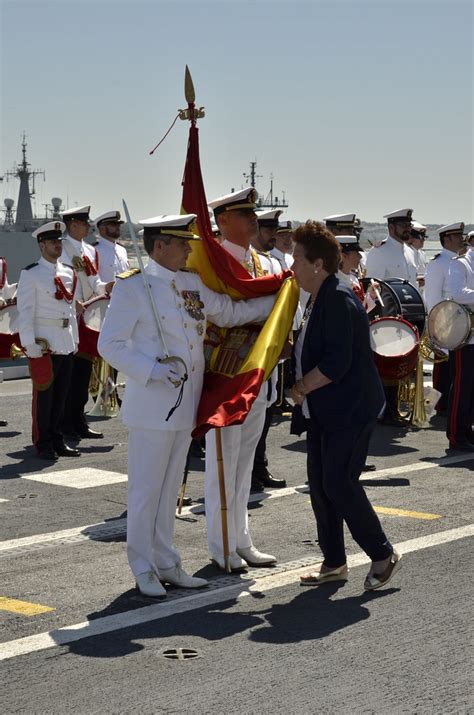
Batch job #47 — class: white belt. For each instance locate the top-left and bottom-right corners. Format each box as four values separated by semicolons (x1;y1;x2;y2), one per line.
36;317;70;328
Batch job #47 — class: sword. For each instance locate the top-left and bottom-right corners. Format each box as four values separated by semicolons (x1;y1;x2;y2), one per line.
122;199;188;396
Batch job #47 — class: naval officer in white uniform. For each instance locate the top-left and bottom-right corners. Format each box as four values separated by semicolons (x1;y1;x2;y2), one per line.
365;208;418;284
16;222;80;460
205;189;282;571
60;206;113;439
92;210;129;283
98;213;275;597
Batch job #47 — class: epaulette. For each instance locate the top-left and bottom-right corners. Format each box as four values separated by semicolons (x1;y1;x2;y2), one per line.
375;240;387;248
117;268;141;279
62;263;74;270
433;253;441;260
24;262;38;270
92;241;99;247
117;241;126;248
256;249;270;256
179;268;198;274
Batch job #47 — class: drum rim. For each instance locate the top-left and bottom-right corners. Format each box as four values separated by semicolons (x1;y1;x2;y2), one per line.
369;314;420;337
428;299;472;350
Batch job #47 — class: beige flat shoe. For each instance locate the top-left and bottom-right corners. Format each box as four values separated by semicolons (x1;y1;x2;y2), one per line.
300;563;348;586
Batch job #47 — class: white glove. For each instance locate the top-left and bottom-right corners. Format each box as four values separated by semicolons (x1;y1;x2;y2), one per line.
151;360;181;387
25;343;43;359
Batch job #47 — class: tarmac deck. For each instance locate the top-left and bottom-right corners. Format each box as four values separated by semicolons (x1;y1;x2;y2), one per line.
0;378;472;714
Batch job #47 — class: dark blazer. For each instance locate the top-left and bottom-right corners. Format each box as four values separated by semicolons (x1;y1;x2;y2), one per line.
291;274;384;435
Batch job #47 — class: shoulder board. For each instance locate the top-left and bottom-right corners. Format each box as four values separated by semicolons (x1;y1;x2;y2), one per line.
376;240;387;248
117;268;141;279
433;253;441;259
24;262;38;270
256;250;270;257
91;241;99;247
62;263;74;270
117;241;126;248
179;268;198;274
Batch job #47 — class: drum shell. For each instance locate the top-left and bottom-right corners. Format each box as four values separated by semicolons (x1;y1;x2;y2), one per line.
363;277;426;335
370;316;419;381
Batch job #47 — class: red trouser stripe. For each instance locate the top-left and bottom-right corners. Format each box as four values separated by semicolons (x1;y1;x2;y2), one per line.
449;350;462;445
32;385;39;447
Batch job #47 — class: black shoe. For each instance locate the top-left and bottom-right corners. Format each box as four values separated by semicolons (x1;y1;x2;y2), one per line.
0;419;8;427
55;444;81;457
177;495;193;507
449;441;474;452
257;471;287;489
37;449;58;461
250;477;265;493
190;439;205;459
77;427;103;439
362;464;377;472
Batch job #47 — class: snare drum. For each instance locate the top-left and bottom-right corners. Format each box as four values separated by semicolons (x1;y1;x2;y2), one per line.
428;300;474;351
363;277;426;335
77;295;110;359
0;299;20;359
369;316;419;381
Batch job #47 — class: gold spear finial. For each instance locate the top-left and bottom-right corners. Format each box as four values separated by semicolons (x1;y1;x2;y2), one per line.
179;66;205;121
184;65;195;104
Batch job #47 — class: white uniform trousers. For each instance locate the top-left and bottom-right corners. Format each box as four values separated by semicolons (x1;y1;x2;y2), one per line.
127;427;191;577
204;384;268;558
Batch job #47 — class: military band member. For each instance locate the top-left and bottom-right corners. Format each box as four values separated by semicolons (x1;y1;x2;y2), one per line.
251;209;287;492
0;256;17;427
271;220;294;269
98;213;275;597
335;235;377;313
205;188;279;570
425;222;465;413
408;220;428;283
446;225;473;451
16;222;80;460
365;208;418;284
92;210;129;282
60;206;113;439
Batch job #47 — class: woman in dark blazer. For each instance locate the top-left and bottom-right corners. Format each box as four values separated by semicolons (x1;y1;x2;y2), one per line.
290;221;402;590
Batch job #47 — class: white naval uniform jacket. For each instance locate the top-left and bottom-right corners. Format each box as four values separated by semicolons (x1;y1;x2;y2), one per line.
16;258;78;354
424;248;458;313
93;237;129;283
365;236;418;284
98;258;275;431
447;248;474;346
61;234;107;302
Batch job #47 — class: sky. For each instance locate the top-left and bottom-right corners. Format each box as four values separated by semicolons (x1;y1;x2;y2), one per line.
0;0;473;225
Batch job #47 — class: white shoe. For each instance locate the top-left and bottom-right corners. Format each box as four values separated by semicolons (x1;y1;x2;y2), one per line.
210;552;247;572
136;570;167;598
237;546;277;566
159;565;208;589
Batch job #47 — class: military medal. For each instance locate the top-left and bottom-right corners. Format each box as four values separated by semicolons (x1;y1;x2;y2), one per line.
181;290;205;321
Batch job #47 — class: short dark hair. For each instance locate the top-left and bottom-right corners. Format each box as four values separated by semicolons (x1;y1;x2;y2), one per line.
143;232;172;256
293;221;341;274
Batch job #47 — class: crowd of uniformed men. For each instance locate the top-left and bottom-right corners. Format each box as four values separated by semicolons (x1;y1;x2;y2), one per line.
0;192;472;596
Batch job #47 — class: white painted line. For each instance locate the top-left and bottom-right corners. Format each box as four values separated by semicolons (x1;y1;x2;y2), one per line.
365;453;474;479
23;468;127;489
0;523;472;663
0;520;126;553
0;498;9;503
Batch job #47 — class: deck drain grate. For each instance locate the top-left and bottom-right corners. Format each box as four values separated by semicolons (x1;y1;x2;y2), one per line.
162;647;200;661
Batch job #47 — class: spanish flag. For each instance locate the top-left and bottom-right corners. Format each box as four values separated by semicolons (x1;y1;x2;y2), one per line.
181;125;299;438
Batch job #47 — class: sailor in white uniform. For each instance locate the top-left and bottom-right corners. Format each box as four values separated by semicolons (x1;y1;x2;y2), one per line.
98;214;275;597
92;210;129;283
204;189;281;571
336;235;377;313
365;208;418;285
408;221;428;282
60;206;113;439
16;222;80;460
272;219;308;329
424;223;465;412
446;226;474;450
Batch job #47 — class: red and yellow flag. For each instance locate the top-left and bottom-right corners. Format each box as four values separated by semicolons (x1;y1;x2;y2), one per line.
181;125;298;438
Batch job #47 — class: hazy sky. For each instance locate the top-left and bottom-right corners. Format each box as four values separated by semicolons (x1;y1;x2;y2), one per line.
1;0;473;224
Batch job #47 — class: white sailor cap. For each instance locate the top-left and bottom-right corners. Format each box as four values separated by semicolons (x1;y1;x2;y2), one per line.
256;209;283;227
438;222;464;236
411;220;427;237
32;221;66;241
208;187;258;217
383;208;413;223
335;234;361;252
61;205;91;223
467;230;474;242
324;213;357;228
138;214;199;240
94;210;124;226
277;220;293;233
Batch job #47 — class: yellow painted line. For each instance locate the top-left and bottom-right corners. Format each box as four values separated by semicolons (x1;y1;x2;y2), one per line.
0;597;54;616
374;506;442;520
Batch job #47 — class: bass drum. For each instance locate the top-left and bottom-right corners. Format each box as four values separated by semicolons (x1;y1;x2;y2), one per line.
369;316;419;382
362;277;426;335
428;300;474;351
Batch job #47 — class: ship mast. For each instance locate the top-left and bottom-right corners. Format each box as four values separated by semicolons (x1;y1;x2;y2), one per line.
4;133;45;229
240;160;288;210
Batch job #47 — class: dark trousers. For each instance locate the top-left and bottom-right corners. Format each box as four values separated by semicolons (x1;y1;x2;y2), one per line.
382;384;399;419
433;359;451;411
447;345;474;446
63;355;93;432
306;419;392;567
32;354;73;452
